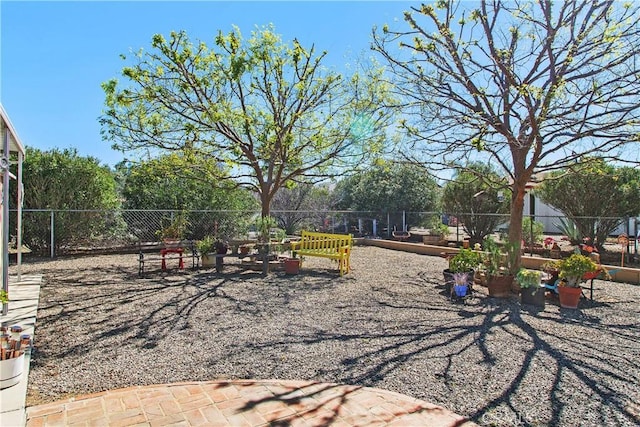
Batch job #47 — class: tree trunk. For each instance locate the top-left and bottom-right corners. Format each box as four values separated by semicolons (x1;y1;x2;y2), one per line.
260;194;271;218
508;183;526;274
260;190;272;276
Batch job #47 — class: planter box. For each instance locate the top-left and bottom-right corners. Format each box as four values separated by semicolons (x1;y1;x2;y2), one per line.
0;353;25;390
423;235;446;246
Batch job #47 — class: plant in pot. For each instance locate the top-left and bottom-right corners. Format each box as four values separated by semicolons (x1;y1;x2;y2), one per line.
452;272;471;298
444;249;481;287
254;216;283;260
481;236;516;298
197;236;217;268
0;322;28;389
556;253;597;309
516;268;545;307
423;217;449;246
197;236;229;271
156;213;189;245
542;237;555;258
283;253;302;275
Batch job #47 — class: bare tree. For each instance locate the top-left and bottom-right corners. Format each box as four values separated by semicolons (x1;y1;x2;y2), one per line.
270;183;332;234
373;0;640;269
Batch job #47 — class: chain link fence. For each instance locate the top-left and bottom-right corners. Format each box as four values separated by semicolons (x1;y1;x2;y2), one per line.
7;209;640;258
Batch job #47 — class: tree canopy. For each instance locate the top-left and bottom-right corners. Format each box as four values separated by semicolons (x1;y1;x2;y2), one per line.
11;147;119;253
373;0;640;269
18;147;118;211
118;154;256;211
535;159;640;248
101;25;393;218
334;162;441;225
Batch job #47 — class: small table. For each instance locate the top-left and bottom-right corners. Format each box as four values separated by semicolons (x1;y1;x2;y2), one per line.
160;247;185;270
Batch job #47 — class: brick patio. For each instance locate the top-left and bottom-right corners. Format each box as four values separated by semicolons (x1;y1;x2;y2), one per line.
26;380;477;426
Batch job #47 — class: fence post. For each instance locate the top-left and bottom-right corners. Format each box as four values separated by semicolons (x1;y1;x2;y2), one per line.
50;210;55;258
387;212;391;237
530;215;534;256
626;216;631;260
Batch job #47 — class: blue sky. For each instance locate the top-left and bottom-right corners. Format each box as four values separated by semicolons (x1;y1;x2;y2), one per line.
1;1;411;168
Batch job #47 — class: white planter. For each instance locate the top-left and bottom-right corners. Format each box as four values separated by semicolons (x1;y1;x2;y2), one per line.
201;254;215;267
0;353;25;390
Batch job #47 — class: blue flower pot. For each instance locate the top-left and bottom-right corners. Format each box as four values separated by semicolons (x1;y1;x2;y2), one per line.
453;284;468;297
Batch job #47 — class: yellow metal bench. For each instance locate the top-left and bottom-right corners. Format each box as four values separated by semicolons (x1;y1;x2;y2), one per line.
290;231;353;276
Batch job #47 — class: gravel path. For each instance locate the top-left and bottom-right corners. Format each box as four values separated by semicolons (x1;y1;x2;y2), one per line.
11;246;640;426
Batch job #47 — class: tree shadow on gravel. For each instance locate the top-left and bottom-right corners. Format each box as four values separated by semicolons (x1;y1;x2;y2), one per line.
23;252;640;426
232;277;639;426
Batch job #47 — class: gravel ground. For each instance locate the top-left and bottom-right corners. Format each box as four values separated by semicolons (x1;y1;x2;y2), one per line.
10;245;640;426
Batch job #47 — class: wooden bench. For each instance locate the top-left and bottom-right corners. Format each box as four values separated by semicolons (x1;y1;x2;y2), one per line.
138;240;199;277
290;231;353;276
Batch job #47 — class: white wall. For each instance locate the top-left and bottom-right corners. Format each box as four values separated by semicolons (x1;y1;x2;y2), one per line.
523;193;564;233
524;192;639;237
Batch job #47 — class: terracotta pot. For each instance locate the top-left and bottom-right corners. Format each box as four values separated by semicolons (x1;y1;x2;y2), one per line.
283;258;301;275
487;275;513;298
582;270;600;280
520;286;546;307
558;286;582;309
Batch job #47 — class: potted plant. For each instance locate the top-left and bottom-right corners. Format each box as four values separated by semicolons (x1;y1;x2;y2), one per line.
197;236;217;268
444;248;481;287
542;237;555;258
452;272;471;298
480;236;516;298
516;268;545;307
423;217;449;246
254;216;283;259
156;213;189;245
0;323;27;390
197;236;229;272
549;242;562;259
556;253;597;309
